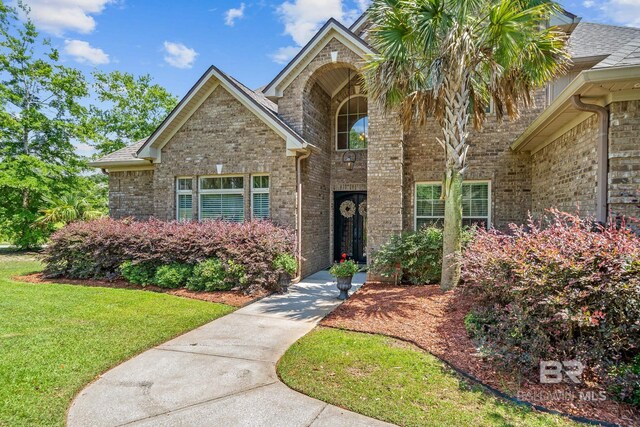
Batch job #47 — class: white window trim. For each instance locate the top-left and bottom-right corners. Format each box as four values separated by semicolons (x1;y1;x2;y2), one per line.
198;175;245;221
414;180;492;230
176;177;193;221
335;94;368;152
251;174;270;219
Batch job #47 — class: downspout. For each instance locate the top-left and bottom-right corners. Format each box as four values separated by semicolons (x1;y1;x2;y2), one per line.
293;148;311;283
570;95;609;224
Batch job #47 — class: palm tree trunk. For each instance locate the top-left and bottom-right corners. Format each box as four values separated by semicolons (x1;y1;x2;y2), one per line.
441;168;463;290
438;66;470;291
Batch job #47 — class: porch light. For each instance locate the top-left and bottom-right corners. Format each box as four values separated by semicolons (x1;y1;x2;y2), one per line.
216;164;223;174
331;51;338;63
342;150;356;170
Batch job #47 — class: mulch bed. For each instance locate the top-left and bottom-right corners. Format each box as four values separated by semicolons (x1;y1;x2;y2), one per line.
14;273;267;307
322;283;640;427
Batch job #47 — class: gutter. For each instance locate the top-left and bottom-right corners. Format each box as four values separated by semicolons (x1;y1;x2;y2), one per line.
570;95;609;224
87;160;152;169
511;64;640;152
293;148;311;283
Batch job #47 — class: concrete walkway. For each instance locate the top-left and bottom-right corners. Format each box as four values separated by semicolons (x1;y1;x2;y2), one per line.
68;271;393;427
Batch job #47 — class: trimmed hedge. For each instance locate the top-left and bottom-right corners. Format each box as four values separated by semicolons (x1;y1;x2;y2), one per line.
462;210;640;405
43;218;296;293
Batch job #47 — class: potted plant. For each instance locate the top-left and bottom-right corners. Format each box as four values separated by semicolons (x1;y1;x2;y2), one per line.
272;253;297;293
329;254;360;300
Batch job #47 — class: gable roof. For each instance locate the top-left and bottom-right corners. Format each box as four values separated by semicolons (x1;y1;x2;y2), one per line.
349;10;369;35
568;22;640;61
134;65;310;161
262;18;374;99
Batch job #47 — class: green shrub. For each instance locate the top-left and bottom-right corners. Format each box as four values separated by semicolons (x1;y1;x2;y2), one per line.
272;253;297;276
154;263;193;289
119;261;156;286
371;227;443;284
225;260;247;288
608;355;640;408
186;259;229;291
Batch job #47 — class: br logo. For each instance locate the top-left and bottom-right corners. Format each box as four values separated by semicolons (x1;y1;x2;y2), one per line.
539;360;584;384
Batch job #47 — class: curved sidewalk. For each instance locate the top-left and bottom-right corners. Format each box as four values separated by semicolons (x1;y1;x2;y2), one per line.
67;271;393;427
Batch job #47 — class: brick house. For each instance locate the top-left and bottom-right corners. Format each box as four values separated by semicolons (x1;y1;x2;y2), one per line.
90;12;640;278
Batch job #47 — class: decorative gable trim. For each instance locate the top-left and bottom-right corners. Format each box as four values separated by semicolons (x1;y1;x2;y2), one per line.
262;18;374;99
137;65;309;161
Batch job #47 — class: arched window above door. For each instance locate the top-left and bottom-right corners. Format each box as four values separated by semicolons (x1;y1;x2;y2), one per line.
336;95;368;150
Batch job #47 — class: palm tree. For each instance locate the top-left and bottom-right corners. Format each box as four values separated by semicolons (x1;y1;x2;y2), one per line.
37;193;105;226
364;0;569;290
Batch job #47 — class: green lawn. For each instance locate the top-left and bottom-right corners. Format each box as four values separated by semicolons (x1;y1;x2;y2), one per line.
278;328;576;427
0;253;234;426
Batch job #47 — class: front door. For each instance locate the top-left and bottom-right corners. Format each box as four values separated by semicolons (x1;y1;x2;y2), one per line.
334;192;367;263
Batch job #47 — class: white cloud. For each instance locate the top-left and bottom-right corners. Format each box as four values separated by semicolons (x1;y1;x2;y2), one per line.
225;3;246;26
583;0;595;7
163;41;198;69
276;0;345;46
64;39;110;65
270;45;301;64
601;0;640;27
271;0;368;63
22;0;113;35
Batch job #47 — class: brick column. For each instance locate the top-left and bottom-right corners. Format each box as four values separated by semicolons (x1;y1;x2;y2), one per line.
367;103;403;275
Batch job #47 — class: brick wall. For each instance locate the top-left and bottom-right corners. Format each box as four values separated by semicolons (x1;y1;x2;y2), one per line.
154;86;297;227
402;90;546;232
108;170;154;219
531;115;598;218
609;100;640;220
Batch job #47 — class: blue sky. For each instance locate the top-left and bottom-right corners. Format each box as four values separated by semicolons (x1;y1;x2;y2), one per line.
24;0;640;100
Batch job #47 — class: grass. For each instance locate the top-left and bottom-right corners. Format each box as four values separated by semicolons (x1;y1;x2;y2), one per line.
278;328;576;427
0;254;235;426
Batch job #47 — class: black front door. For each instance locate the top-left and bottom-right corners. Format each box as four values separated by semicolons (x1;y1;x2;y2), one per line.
334;192;367;263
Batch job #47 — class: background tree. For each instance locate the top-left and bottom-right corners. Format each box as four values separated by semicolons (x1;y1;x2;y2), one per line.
364;0;569;289
37;192;105;226
0;1;92;247
87;71;177;156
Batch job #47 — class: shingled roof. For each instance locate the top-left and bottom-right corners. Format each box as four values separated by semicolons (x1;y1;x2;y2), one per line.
595;37;640;68
88;139;149;167
568;22;640;60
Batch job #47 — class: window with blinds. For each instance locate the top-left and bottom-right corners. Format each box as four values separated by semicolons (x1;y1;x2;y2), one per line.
199;176;244;222
415;182;490;229
176;177;193;221
251;175;269;220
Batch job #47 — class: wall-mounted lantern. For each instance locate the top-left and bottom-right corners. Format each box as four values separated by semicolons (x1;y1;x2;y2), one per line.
331;51;338;63
216;164;223;174
342;151;356;170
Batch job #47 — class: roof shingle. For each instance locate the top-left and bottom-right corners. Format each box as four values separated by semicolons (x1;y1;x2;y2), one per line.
568;22;640;60
90;139;147;165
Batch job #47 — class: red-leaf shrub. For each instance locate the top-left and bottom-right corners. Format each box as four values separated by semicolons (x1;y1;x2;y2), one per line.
462;210;640;402
43;218;296;293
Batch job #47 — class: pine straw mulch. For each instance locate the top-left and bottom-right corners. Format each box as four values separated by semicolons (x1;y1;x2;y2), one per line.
321;283;640;427
13;273;267;307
